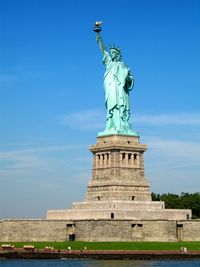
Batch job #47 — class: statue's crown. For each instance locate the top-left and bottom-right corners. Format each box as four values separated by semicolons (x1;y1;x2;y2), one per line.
110;44;121;53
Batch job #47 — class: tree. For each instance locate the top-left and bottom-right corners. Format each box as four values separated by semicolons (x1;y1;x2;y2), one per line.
151;192;200;218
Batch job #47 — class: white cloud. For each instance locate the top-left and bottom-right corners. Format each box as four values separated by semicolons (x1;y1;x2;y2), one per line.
143;138;200;193
148;138;200;160
61;109;104;130
0;144;86;179
135;113;200;125
0;153;47;179
0;144;83;159
144;138;200;174
61;110;200;130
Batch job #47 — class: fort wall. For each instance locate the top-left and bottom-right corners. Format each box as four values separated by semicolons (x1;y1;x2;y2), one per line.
1;219;200;242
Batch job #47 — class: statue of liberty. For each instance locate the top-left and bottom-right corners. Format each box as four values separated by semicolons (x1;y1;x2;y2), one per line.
94;22;138;136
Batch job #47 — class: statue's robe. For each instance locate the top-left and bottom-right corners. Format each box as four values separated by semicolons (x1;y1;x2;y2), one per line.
103;51;134;132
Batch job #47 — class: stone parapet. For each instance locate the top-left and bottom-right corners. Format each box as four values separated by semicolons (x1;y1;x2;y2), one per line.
73;219;178;242
1;219;199;242
46;207;191;221
72;200;165;210
0;219;69;242
178;220;200;241
73;219;200;242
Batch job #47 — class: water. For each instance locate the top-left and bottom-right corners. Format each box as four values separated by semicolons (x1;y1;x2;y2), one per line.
0;259;200;267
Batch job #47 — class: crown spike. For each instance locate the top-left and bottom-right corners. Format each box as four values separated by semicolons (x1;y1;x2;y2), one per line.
109;44;121;53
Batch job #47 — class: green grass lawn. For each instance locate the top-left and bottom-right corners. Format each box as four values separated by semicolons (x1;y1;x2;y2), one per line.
1;241;200;250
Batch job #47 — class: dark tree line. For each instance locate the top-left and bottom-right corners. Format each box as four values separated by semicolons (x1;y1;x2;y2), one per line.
151;192;200;219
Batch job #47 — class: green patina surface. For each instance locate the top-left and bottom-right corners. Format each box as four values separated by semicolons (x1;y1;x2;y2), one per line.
95;25;138;137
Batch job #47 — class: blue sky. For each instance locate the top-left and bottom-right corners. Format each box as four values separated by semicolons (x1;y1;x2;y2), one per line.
0;0;200;218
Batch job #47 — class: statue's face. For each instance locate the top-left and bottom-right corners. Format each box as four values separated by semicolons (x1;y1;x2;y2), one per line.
110;49;120;61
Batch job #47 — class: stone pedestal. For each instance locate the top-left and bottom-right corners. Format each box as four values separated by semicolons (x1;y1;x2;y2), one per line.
86;135;151;202
47;134;191;225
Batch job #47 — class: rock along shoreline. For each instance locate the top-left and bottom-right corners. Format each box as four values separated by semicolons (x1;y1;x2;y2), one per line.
1;249;200;260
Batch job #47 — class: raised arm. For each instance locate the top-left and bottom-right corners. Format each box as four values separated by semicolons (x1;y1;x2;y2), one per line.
96;32;107;55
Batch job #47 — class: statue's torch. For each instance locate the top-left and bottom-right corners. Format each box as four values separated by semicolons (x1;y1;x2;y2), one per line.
93;21;102;33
